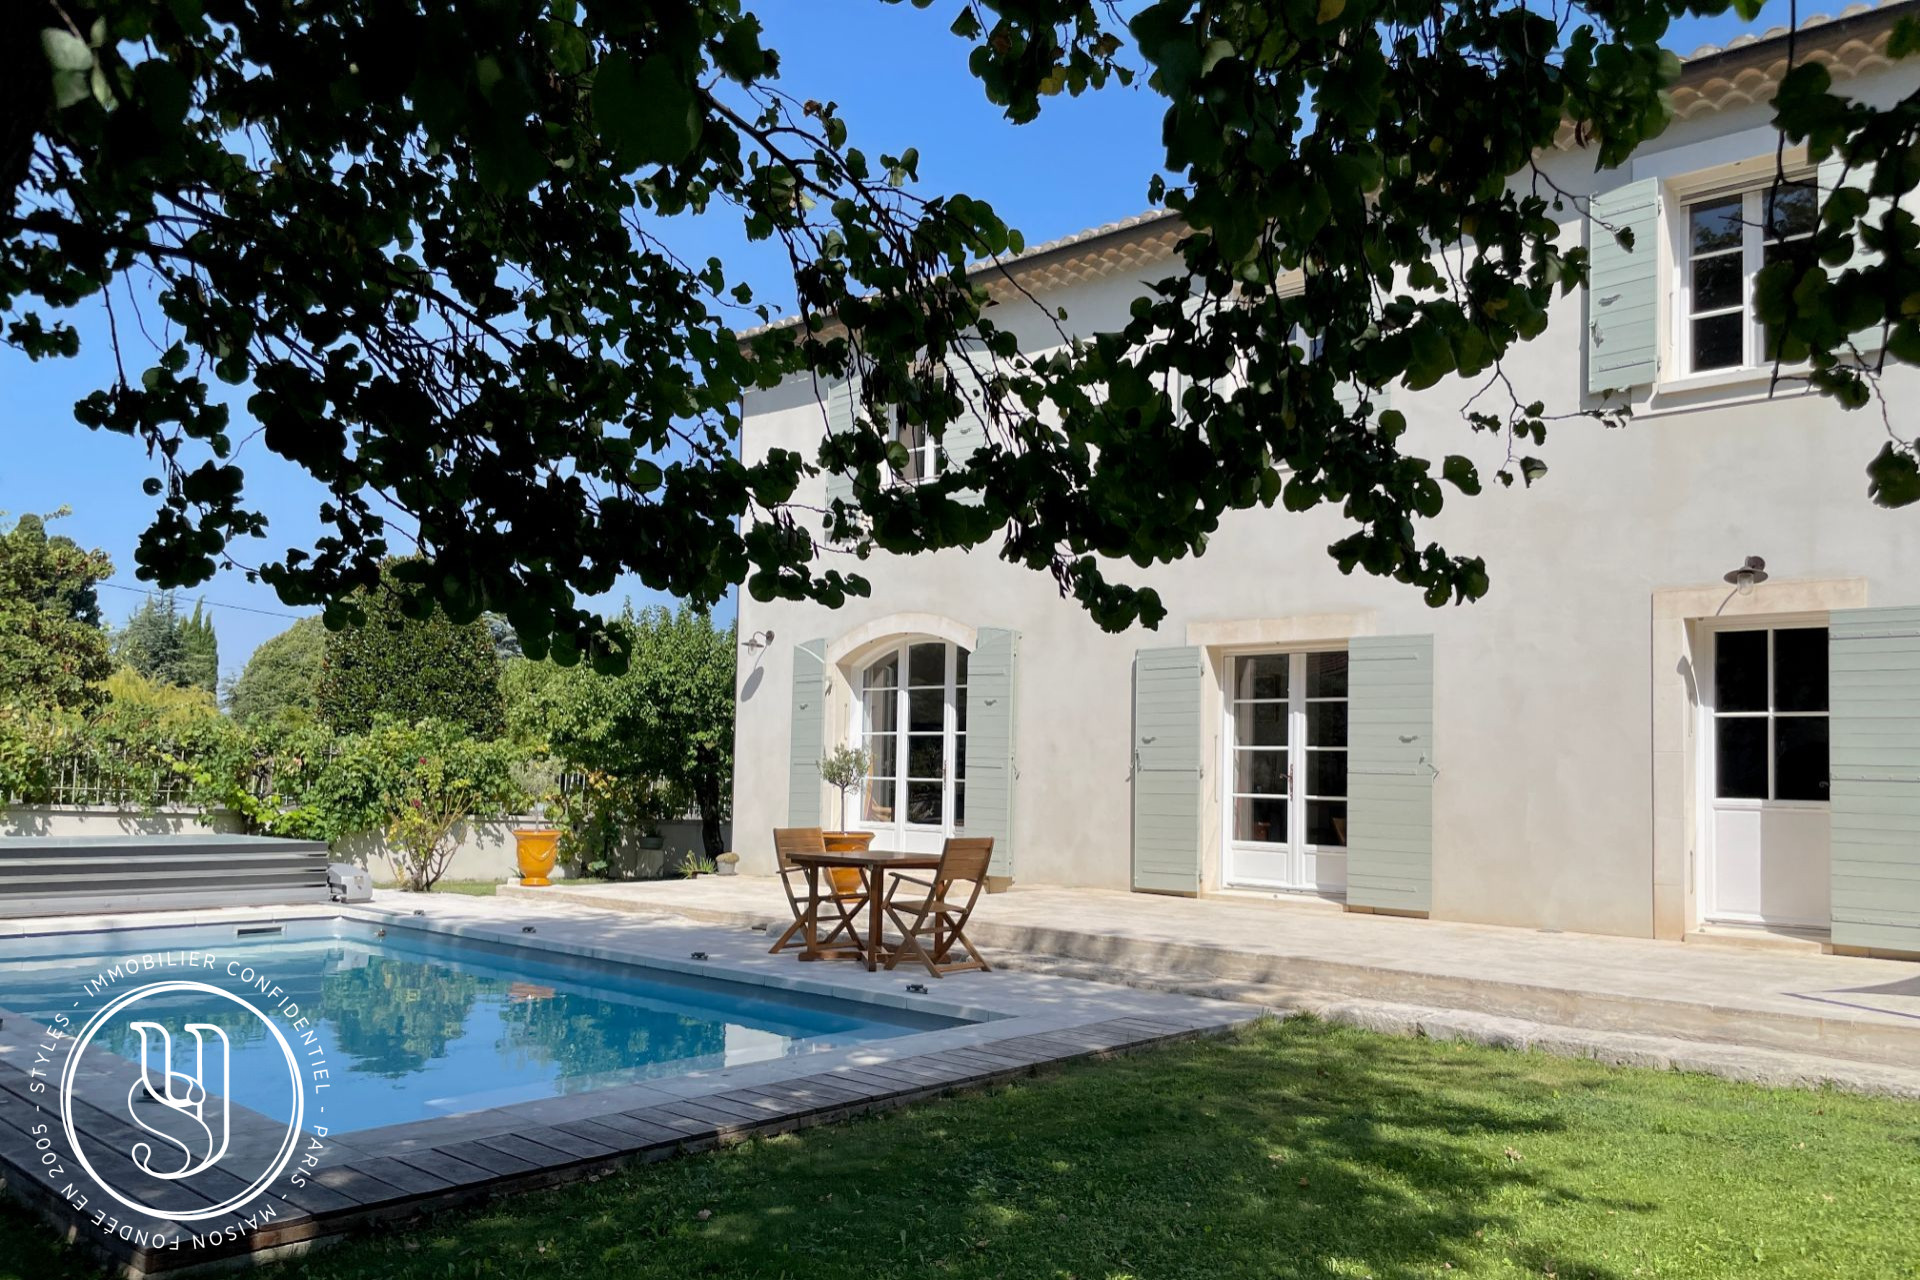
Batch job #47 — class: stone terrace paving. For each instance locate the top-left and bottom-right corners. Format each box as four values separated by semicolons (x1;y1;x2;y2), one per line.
505;878;1920;1088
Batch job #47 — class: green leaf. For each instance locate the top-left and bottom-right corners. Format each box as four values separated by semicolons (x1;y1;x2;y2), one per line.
51;69;90;110
41;27;93;73
1867;442;1920;508
1441;455;1482;495
595;53;702;169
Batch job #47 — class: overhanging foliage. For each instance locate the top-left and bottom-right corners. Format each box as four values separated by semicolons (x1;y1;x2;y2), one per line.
6;0;1915;651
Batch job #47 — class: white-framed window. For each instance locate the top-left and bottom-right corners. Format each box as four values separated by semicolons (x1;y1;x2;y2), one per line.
1712;626;1829;803
1227;650;1349;850
891;416;943;484
856;640;968;828
1681;178;1818;374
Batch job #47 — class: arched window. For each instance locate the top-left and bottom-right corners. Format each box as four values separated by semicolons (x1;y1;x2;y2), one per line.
855;640;969;837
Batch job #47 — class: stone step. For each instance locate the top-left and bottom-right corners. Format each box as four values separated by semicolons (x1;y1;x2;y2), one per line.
989;949;1920;1099
506;883;1920;1074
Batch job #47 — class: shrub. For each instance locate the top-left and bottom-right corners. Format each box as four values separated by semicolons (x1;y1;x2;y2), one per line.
315;566;505;740
227;617;326;727
375;721;521;892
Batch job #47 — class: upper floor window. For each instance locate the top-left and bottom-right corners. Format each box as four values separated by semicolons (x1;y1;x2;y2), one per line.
1682;180;1817;374
892;416;943;484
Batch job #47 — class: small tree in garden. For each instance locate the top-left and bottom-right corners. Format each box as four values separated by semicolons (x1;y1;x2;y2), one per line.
384;751;481;893
383;723;519;891
818;746;871;834
526;605;735;861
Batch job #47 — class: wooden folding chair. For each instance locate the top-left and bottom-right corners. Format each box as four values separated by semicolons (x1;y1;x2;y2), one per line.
768;827;865;956
882;836;994;977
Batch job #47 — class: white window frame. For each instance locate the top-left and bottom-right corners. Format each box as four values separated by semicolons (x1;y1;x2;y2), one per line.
1704;623;1831;808
853;640;967;833
890;415;944;485
1673;172;1818;377
1220;646;1350;895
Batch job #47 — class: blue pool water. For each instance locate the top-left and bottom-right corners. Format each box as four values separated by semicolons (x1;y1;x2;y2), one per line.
0;919;962;1133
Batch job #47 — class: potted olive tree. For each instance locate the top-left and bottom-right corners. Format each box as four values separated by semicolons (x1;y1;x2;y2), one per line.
817;745;876;895
509;758;564;887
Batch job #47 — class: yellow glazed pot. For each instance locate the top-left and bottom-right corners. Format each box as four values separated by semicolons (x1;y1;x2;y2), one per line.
513;828;560;887
820;829;876;895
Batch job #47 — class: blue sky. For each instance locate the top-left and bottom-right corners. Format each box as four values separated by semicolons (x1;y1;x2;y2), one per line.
0;0;1797;680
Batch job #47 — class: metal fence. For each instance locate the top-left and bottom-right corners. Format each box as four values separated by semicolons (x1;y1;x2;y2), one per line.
14;753;200;810
8;752;712;821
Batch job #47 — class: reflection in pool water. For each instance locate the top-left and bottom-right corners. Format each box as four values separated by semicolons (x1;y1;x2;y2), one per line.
1;920;961;1133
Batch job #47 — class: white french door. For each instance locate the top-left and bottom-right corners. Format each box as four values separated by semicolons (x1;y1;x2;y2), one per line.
1223;650;1349;896
852;640;968;854
1701;624;1831;927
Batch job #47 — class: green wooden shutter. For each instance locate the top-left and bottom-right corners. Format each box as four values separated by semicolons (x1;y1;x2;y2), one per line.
1829;608;1920;953
1132;645;1203;894
963;627;1018;877
822;377;858;511
1586;177;1661;395
944;350;988;506
788;638;826;827
1347;635;1435;913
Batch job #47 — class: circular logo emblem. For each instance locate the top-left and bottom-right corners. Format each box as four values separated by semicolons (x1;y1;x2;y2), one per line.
59;979;306;1224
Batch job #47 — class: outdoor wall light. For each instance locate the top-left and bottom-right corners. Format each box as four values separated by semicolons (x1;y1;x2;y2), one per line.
1723;555;1769;595
742;628;776;650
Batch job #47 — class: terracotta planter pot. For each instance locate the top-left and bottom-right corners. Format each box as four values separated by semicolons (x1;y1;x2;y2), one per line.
821;829;875;894
513;828;560;887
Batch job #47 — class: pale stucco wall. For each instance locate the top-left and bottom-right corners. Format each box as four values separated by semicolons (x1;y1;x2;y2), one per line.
2;808;729;884
732;58;1920;939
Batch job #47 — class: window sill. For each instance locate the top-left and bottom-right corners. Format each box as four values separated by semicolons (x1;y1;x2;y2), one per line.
1641;365;1816;417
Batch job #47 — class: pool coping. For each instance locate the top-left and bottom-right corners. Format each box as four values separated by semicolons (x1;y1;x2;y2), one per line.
0;895;1261;1277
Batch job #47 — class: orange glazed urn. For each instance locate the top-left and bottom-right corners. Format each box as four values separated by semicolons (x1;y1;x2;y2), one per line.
514;828;560;886
820;829;876;894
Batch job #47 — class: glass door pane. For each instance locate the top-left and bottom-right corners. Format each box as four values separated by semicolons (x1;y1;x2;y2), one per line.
903;642;946;825
1302;652;1349;848
860;652;900;822
952;647;967;830
1712;627;1830;803
1230;654;1289;845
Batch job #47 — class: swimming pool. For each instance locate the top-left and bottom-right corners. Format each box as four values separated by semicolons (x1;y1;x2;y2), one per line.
0;918;965;1133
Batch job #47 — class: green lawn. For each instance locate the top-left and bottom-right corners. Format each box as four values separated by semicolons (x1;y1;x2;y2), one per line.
6;1019;1917;1280
373;879;502;895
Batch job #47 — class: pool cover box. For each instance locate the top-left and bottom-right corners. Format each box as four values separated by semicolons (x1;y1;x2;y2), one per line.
0;835;332;918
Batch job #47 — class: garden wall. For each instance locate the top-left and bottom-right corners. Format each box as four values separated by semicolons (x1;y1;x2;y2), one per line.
0;806;730;884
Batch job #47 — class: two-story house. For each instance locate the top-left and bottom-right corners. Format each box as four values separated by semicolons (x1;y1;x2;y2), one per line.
730;5;1920;956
